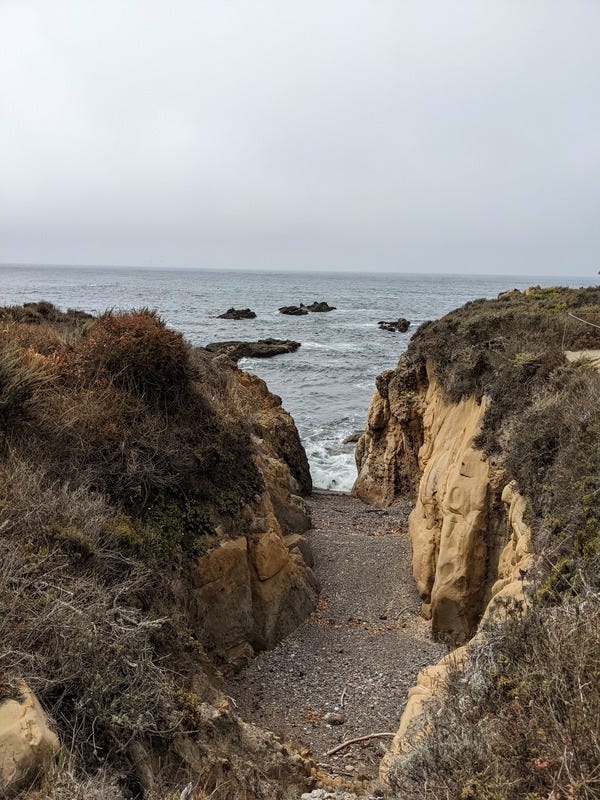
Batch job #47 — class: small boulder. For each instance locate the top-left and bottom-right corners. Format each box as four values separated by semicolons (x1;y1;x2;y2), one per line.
279;306;309;316
378;318;410;333
0;684;60;797
217;307;256;320
324;711;346;726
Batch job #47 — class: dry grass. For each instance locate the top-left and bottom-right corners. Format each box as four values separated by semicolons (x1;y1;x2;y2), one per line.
390;590;600;800
0;305;275;796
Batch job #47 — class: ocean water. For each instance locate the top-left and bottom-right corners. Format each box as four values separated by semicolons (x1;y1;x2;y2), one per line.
0;265;591;491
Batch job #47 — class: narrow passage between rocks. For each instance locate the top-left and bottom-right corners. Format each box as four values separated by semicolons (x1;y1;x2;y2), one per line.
225;490;446;787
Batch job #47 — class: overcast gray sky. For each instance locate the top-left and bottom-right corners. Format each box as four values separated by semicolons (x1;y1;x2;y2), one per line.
1;1;599;275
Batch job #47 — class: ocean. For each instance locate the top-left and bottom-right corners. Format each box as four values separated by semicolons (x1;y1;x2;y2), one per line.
0;265;591;491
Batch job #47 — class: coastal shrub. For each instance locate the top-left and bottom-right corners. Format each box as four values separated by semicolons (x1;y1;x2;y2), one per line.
505;366;600;583
0;301;93;328
67;309;193;406
390;593;600;800
0;344;51;433
408;287;600;405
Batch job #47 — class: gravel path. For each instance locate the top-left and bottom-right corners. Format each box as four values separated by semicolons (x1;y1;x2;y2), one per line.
225;490;447;788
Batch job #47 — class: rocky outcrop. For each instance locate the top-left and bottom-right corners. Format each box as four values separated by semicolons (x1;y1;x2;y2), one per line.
353;356;533;644
0;685;59;797
204;339;301;361
279;305;309;316
380;480;533;786
354;353;536;787
378;318;410;333
353;358;428;505
304;301;336;312
236;368;313;496
217;307;257;319
278;302;336;315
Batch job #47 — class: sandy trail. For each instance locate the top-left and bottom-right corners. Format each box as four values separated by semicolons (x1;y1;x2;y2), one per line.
225;490;446;786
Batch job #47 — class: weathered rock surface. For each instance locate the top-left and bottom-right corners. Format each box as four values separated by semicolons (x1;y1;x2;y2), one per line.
353;359;428;506
205;338;301;361
0;684;60;797
278;302;336;315
381;481;533;786
279;305;309;316
304;301;336;312
236;368;313;495
353;353;536;789
353;356;533;644
408;378;490;643
378;318;410;333
217;307;257;319
181;357;317;669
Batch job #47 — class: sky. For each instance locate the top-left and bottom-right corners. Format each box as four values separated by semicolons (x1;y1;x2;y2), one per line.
1;1;599;276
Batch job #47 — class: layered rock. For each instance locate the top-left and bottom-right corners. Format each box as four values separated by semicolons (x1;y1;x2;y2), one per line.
353;357;532;644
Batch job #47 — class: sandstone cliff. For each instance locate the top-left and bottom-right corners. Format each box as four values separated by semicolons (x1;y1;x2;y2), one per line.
354;359;529;644
354;286;600;798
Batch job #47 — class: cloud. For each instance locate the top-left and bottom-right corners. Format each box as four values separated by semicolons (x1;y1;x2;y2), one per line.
1;0;599;274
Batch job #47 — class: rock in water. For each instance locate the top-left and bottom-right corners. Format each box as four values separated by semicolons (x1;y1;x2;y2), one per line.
217;307;257;319
378;318;410;333
204;339;301;362
279;305;309;316
304;301;336;312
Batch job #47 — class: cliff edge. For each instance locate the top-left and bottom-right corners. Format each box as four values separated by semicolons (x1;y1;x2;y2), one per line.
353;286;600;799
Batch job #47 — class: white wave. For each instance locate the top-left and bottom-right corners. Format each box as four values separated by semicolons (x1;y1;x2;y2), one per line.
304;438;357;493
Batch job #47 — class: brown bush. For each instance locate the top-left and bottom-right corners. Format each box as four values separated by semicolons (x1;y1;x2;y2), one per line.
66;309;193;406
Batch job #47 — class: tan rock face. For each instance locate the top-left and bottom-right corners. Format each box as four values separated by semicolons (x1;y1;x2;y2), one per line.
185;361;319;670
354;356;534;644
191;488;319;664
409;378;490;643
0;685;59;797
382;482;533;787
353;360;427;505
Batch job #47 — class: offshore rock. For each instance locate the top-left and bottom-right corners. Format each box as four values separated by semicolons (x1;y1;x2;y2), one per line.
279;305;309;316
217;307;257;319
378;318;410;333
304;301;336;312
205;339;301;361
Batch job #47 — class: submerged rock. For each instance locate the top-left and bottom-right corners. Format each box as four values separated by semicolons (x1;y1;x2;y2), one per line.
204;339;301;361
217;307;256;319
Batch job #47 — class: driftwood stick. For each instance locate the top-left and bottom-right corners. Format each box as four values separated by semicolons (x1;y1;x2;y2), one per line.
339;686;347;708
325;732;396;757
